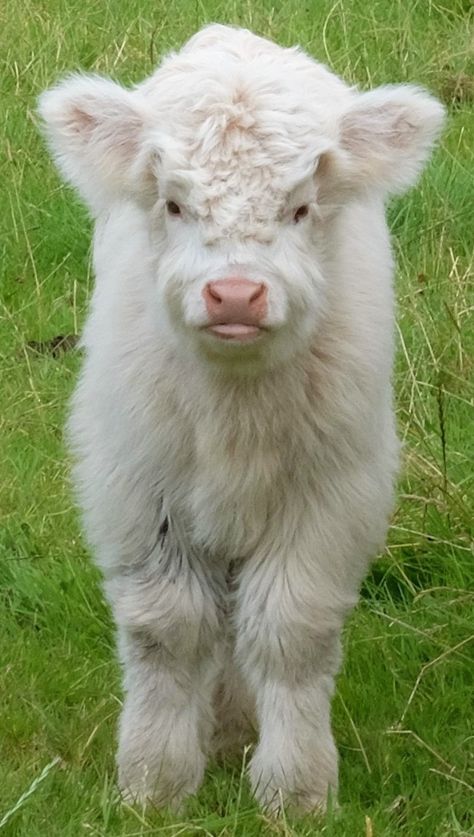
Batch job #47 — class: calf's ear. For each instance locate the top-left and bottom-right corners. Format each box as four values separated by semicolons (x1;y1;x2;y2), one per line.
338;85;445;195
38;75;153;213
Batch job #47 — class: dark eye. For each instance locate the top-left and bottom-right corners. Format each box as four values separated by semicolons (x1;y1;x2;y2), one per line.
166;200;181;216
294;205;309;223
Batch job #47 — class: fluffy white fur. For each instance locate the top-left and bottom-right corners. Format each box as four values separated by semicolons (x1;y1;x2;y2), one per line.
39;24;444;813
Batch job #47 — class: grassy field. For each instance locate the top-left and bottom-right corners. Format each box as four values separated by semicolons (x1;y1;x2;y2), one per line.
1;0;473;834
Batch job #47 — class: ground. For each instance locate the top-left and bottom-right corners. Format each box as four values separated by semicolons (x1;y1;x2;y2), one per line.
0;0;473;835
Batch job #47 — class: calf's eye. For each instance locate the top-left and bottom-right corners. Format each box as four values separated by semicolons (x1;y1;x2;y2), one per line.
166;200;181;216
294;205;309;223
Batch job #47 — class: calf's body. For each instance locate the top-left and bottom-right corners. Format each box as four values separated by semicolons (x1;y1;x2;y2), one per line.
40;25;443;812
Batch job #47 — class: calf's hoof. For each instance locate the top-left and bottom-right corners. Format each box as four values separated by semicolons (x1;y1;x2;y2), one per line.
249;743;338;815
118;744;206;811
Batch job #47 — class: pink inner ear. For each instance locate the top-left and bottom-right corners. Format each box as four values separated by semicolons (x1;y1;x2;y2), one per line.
340;89;445;164
70;105;97;136
389;114;418;149
339;106;390;156
68;102;143;162
342;108;418;157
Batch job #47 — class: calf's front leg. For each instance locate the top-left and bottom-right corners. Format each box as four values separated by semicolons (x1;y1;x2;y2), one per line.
107;554;223;809
235;509;373;813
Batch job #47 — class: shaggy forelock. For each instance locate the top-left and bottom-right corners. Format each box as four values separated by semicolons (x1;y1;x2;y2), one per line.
140;27;347;240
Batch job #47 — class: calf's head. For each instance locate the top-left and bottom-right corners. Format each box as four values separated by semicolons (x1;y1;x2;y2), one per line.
39;25;444;369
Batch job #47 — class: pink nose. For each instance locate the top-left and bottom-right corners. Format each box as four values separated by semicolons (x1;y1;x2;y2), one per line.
203;278;267;325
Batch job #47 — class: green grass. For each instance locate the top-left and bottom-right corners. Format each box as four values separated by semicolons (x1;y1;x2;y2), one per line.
1;0;473;834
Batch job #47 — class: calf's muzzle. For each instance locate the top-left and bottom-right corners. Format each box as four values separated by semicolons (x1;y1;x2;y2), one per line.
202;278;267;340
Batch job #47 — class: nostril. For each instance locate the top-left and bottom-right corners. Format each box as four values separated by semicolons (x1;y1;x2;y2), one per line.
249;283;266;305
206;283;223;304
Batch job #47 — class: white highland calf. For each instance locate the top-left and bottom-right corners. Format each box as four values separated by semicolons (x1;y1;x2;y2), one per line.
39;25;444;813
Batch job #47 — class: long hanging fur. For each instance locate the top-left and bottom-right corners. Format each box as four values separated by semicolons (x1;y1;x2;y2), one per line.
39;24;444;813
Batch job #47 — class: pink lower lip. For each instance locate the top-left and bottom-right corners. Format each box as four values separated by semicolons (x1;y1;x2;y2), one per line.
207;324;262;340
